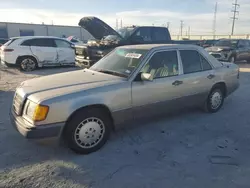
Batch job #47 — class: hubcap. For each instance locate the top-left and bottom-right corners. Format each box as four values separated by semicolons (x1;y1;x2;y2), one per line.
21;59;36;71
210;91;222;110
74;117;105;148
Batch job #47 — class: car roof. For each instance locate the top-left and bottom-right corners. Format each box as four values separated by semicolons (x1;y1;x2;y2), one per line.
117;44;203;50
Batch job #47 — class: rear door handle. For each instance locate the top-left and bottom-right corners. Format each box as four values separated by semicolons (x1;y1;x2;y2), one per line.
207;74;215;79
172;80;183;86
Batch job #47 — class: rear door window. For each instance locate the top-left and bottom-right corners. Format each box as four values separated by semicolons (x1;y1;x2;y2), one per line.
54;39;71;48
133;27;152;42
152;28;171;42
29;38;56;47
200;55;212;71
180;50;212;74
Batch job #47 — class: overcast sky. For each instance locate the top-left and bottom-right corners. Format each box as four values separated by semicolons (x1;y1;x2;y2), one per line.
0;0;249;35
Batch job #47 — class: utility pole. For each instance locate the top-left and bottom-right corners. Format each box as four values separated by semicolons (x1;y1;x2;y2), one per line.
116;18;118;30
231;0;240;35
120;19;123;28
167;22;170;28
188;26;190;38
180;20;184;37
213;2;218;39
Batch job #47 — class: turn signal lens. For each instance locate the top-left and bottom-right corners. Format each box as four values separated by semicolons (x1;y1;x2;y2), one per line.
33;105;49;121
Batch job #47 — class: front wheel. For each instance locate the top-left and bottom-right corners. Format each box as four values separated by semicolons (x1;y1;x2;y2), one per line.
64;108;112;154
203;88;224;113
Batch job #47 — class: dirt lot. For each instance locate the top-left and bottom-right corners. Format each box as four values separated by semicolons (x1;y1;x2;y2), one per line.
0;64;250;188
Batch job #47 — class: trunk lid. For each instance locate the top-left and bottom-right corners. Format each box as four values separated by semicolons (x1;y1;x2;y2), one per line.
78;16;122;40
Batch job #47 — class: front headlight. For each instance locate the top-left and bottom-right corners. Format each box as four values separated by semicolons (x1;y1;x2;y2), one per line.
26;100;49;121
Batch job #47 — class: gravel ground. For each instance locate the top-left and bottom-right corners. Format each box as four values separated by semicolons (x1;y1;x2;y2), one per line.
0;64;250;188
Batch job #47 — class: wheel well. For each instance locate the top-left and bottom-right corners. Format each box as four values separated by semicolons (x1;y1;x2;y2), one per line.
16;55;38;65
212;82;227;97
64;104;115;132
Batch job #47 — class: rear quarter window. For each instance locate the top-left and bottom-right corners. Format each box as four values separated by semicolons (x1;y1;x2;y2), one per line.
3;38;19;46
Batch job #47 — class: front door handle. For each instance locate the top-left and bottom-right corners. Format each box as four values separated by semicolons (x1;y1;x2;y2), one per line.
172;80;183;86
207;74;215;79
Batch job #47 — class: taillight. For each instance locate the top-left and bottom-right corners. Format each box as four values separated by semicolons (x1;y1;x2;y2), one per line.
3;49;14;52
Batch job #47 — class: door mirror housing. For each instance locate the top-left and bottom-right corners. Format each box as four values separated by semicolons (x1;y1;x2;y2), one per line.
141;73;153;81
134;72;153;82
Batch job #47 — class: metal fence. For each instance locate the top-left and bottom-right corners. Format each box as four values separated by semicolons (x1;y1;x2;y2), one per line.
172;34;250;40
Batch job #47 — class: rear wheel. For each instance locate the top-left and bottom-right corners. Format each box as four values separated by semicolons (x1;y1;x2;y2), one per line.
18;56;37;71
203;87;224;113
64;107;112;154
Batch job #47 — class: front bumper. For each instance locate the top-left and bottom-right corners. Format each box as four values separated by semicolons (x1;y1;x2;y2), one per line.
10;110;64;139
75;56;96;68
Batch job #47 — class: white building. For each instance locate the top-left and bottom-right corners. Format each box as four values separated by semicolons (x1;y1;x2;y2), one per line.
0;22;94;42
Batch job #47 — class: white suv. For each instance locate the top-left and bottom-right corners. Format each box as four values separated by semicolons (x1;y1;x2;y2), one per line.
0;36;75;71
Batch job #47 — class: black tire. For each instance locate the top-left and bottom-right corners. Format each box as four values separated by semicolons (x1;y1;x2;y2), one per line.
228;56;236;63
203;87;225;113
18;56;37;71
63;107;112;154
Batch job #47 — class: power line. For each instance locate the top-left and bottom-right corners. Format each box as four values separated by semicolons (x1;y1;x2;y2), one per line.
231;0;240;35
213;2;218;38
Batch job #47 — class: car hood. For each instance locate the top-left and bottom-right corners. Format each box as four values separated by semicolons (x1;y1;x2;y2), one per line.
79;16;122;40
18;69;125;103
205;46;234;52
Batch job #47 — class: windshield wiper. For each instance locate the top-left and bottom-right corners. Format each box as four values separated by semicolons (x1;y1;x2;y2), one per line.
97;69;128;78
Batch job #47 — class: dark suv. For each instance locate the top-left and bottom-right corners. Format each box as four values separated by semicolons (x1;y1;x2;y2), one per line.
205;39;250;63
75;17;172;68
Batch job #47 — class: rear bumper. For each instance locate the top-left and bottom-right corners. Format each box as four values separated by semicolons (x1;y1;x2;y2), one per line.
10;111;64;139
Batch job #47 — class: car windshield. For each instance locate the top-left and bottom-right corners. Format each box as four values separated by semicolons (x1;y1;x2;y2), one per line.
116;28;134;39
215;40;238;47
89;48;148;78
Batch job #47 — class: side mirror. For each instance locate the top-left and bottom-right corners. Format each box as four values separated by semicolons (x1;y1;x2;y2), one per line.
134;72;153;82
141;73;153;81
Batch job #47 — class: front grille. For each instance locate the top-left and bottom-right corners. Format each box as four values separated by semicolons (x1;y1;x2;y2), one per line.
13;92;24;115
75;47;88;57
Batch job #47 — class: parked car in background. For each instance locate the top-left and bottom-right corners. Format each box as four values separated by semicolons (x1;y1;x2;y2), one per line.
200;39;219;48
0;36;75;71
173;40;201;46
11;44;239;154
75;16;172;68
66;36;85;44
0;38;8;47
205;39;250;63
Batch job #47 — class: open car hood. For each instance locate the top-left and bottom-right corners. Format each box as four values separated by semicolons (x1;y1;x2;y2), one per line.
79;16;122;40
